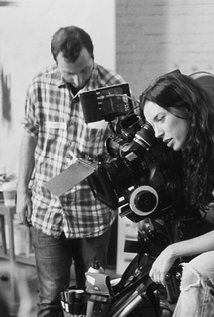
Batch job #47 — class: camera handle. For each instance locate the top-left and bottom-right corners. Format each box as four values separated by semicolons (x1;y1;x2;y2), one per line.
110;280;159;317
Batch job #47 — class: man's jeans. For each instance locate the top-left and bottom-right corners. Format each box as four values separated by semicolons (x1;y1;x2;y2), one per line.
31;227;111;317
173;251;214;317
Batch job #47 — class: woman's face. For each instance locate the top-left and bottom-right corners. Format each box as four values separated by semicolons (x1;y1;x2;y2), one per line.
143;100;190;151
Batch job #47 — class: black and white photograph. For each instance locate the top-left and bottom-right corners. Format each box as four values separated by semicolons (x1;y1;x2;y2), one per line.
1;1;214;316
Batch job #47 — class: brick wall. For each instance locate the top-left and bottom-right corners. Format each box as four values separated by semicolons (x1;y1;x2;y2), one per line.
116;0;214;98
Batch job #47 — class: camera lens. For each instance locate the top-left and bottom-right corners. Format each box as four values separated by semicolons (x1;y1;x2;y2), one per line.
129;185;159;216
135;192;157;212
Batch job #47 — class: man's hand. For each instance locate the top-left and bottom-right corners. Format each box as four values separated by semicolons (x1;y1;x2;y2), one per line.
149;245;177;286
16;189;32;226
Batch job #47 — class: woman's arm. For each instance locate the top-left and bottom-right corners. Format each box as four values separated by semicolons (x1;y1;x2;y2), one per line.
149;229;214;285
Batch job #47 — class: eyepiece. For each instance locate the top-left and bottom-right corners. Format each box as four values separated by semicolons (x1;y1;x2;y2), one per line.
133;122;156;151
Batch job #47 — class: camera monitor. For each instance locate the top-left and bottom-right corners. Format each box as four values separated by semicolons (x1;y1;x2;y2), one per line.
79;83;133;123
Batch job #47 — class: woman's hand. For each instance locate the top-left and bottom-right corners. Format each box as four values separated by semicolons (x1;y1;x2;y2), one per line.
149;245;177;286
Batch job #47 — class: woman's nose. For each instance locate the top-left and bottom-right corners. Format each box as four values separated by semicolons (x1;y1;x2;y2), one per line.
154;126;163;138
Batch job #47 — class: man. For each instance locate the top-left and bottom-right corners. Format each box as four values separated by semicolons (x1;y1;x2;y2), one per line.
16;26;125;316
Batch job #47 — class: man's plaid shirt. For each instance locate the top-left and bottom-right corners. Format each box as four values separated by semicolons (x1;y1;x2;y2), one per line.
23;63;125;238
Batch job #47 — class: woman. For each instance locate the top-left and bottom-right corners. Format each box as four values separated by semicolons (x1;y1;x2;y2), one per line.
140;69;214;316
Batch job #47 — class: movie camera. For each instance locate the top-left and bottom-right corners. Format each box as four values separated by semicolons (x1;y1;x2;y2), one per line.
52;77;214;317
56;84;186;317
79;83;183;223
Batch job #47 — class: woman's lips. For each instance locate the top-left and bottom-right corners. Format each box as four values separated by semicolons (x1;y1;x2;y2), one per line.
164;138;173;147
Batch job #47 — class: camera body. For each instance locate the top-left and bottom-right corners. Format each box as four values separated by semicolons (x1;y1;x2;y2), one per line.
87;121;182;222
79;84;183;222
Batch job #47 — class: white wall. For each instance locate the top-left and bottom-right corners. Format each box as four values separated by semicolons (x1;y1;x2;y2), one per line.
0;0;116;175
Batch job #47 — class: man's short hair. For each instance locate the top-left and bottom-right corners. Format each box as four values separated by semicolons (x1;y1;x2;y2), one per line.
51;26;94;62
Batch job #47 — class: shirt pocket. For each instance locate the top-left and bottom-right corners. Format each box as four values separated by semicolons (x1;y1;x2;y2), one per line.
44;121;67;138
39;121;67;158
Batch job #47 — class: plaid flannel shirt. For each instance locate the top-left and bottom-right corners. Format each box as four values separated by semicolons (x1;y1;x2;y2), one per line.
23;63;125;238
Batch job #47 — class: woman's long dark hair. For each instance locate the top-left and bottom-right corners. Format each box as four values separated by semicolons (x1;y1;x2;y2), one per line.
140;70;214;210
